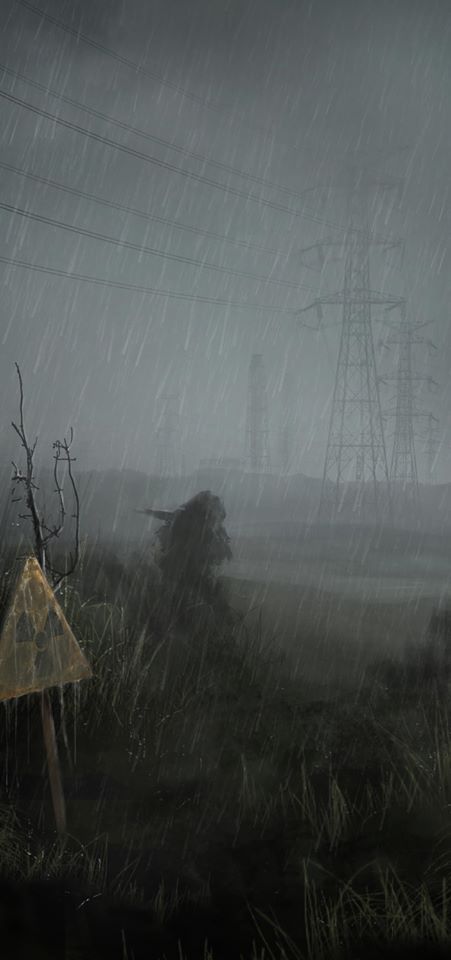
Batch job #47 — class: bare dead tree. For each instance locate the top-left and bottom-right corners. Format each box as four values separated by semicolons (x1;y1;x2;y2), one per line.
9;362;83;838
11;362;80;592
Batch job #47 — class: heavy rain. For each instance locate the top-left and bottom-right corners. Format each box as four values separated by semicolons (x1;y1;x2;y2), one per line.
0;0;450;957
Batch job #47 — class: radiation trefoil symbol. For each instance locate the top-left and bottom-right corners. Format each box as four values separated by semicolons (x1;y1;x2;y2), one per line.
15;606;66;681
0;556;92;701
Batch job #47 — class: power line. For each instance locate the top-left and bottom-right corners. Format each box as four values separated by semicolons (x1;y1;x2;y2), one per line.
0;199;315;293
15;0;221;112
15;0;413;203
0;60;332;208
12;0;330;168
0;88;348;233
0;252;298;312
0;159;298;261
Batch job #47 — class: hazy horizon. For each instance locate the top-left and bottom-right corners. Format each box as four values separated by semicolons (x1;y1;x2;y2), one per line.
0;0;450;482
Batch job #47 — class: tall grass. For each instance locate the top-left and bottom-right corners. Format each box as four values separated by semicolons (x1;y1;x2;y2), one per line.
1;540;451;957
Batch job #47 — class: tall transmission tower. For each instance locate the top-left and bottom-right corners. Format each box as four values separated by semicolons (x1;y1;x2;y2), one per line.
426;413;440;483
382;303;438;512
298;170;403;523
155;394;179;478
277;364;295;476
245;354;271;473
386;304;419;506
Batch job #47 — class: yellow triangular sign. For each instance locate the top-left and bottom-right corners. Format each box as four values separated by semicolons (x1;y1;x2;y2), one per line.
0;556;92;702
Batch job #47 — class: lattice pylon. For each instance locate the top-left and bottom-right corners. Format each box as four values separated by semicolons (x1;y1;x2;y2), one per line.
317;178;392;522
388;305;419;508
426;412;440;484
382;302;438;516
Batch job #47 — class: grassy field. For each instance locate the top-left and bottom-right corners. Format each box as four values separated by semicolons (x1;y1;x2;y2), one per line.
224;574;437;697
0;539;451;957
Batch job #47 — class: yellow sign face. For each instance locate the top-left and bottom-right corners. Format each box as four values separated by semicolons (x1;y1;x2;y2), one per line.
0;556;92;702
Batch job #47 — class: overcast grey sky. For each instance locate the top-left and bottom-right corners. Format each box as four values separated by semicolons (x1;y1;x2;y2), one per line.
0;0;449;479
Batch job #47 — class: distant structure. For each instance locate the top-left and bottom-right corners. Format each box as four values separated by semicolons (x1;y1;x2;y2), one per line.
245;354;271;473
384;304;419;507
383;303;438;509
426;412;440;483
298;169;404;523
278;365;295;476
155;394;179;478
387;304;420;506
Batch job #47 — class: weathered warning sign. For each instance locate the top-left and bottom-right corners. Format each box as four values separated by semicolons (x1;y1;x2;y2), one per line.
0;556;92;702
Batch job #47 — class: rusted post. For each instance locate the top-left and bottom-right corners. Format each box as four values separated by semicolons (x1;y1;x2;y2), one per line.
39;554;66;838
40;689;67;837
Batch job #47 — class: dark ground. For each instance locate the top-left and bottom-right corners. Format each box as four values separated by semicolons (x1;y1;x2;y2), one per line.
1;533;451;958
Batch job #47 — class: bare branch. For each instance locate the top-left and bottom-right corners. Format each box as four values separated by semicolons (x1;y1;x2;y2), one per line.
49;440;66;541
11;422;24;443
42;519;63;546
11;363;46;568
52;429;80;592
66;434;80;573
15;362;24;429
11;365;81;589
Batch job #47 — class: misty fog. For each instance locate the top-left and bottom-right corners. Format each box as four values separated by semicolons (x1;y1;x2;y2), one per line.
0;0;449;484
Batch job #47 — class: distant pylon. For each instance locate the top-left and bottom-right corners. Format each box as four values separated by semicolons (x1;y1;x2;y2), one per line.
155;394;178;478
245;354;271;473
278;365;295;476
386;304;419;507
298;169;403;523
426;413;440;483
382;302;438;509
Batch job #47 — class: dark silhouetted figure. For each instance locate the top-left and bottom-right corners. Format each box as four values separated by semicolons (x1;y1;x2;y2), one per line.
138;491;232;627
